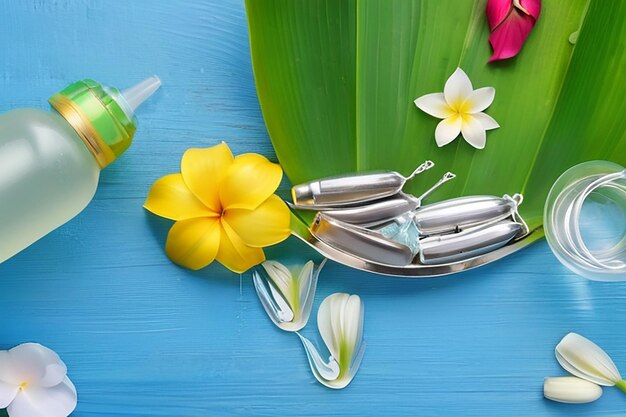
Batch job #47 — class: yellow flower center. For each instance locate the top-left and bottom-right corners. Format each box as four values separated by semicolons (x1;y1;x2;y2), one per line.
450;99;473;123
19;382;27;391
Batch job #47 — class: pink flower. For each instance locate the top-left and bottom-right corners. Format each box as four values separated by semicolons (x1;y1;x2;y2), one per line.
487;0;541;62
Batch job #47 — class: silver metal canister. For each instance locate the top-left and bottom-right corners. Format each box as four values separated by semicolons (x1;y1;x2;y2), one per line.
318;172;457;226
414;194;523;236
320;193;420;227
310;213;415;266
419;219;524;265
291;161;434;207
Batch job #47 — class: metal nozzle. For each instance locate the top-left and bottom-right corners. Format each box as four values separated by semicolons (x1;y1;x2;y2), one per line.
406;160;435;181
417;172;456;203
291;183;317;206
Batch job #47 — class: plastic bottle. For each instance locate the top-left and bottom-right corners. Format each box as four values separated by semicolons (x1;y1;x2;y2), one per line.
0;76;161;263
544;160;626;281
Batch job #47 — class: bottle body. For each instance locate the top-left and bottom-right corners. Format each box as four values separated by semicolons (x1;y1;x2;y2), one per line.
0;109;100;263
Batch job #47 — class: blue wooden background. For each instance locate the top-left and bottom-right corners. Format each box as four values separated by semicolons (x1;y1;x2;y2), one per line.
1;1;625;416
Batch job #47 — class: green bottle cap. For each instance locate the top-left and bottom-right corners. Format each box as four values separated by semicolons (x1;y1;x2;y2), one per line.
49;76;161;168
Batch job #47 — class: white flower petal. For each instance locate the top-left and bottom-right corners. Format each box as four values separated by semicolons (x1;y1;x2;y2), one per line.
444;68;473;106
464;87;496;113
461;115;487;149
7;376;77;417
414;93;454;119
297;261;316;304
0;349;24;387
299;293;366;389
544;377;603;404
296;259;325;332
342;295;364;364
254;259;324;332
8;344;67;388
310;293;366;389
435;116;462;147
472;112;500;130
268;282;294;321
0;380;19;409
297;333;340;385
348;340;367;379
318;293;347;361
0;350;14;382
556;333;622;386
252;270;294;326
261;260;293;305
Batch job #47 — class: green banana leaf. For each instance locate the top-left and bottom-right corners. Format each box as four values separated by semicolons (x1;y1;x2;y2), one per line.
246;0;626;233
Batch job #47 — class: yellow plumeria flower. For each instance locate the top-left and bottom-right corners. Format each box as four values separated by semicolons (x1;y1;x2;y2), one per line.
144;142;291;273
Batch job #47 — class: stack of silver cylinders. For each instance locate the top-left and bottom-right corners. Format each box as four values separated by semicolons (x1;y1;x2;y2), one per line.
292;167;528;267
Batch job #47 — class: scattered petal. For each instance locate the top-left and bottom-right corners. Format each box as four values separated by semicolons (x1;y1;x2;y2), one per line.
181;143;234;213
299;293;365;389
486;0;512;28
296;261;322;330
556;333;623;387
488;11;536;62
253;259;326;331
318;293;346;361
487;0;541;62
342;295;364;366
517;0;541;20
297;333;340;381
260;260;294;306
544;377;603;404
253;269;294;326
144;174;218;221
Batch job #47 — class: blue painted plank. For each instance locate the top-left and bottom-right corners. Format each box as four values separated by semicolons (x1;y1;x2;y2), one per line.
1;1;625;416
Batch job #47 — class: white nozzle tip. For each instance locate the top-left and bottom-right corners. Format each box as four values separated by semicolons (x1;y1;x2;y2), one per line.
121;75;161;113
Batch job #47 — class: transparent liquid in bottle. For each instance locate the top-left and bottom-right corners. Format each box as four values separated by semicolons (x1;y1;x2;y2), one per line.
0;109;100;262
0;76;160;263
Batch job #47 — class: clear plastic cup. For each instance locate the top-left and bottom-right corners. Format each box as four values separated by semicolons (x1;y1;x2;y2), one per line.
544;161;626;281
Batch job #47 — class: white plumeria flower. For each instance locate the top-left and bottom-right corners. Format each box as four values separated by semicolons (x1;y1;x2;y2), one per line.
544;377;603;404
297;293;365;389
414;67;499;149
0;343;77;417
253;259;326;332
556;332;626;392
